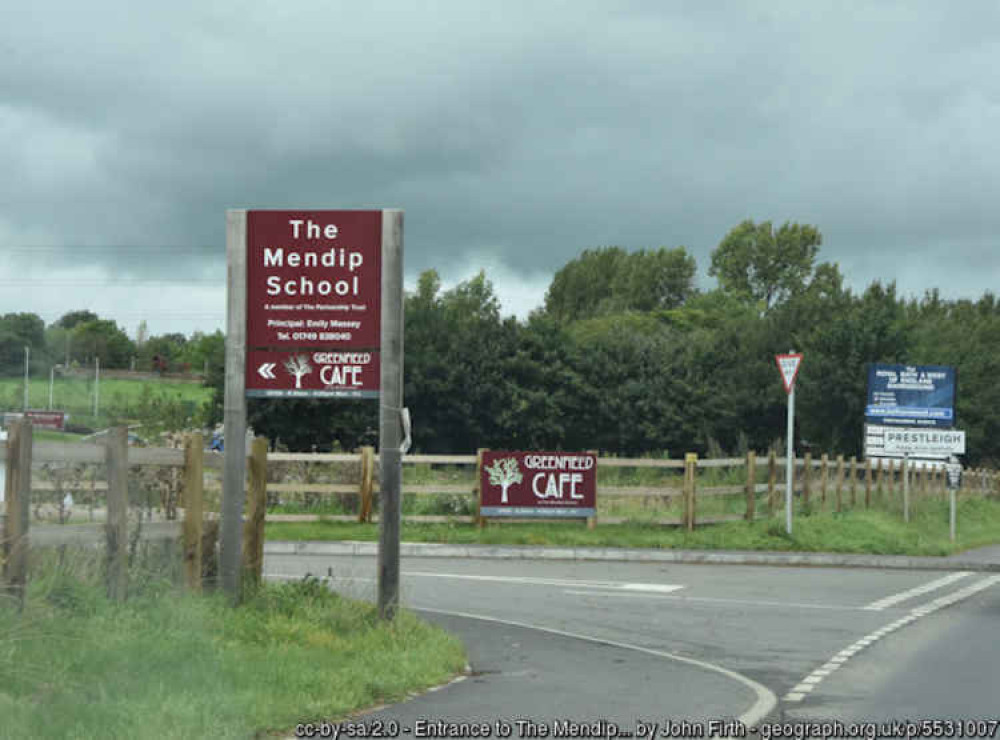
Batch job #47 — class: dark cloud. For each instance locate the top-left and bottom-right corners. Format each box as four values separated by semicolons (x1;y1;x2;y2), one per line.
2;1;999;334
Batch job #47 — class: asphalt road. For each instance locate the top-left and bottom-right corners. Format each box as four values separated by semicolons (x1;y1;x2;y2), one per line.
265;552;1000;734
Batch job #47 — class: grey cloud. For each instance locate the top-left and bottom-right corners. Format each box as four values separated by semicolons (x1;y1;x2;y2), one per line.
2;1;999;330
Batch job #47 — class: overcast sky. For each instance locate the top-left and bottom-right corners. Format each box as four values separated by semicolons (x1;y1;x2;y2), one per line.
2;1;998;338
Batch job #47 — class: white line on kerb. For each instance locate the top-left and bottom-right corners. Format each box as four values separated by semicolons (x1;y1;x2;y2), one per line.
864;571;972;610
784;574;1000;703
418;606;777;734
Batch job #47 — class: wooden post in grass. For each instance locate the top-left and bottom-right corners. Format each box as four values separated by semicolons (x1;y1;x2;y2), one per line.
745;451;756;521
768;450;778;514
864;458;872;509
835;455;845;513
684;453;697;531
876;459;884;503
587;450;598;530
105;426;128;602
475;449;486;528
802;452;812;508
887;459;895;498
182;433;204;593
849;456;858;508
358;446;375;523
820;454;829;509
3;419;32;606
241;437;267;594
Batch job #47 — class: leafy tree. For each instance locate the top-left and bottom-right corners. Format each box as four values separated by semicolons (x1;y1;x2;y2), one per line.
53;310;100;330
71;319;135;369
709;220;822;310
0;312;46;375
544;247;696;322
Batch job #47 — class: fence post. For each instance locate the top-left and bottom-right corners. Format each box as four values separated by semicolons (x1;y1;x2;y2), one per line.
3;419;32;607
888;459;895;498
745;451;756;521
876;459;884;503
182;432;204;593
849;456;858;508
864;458;872;509
358;446;375;523
820;454;829;509
105;426;128;602
768;451;777;514
802;452;812;508
242;437;267;595
684;453;697;531
475;449;486;528
587;450;598;530
835;455;845;513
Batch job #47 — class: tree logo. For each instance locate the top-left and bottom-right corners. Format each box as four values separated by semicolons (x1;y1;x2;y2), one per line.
284;354;313;389
485;456;523;504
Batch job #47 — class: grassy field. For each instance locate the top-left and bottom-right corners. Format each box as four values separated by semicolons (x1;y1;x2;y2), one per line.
0;550;466;739
0;375;213;432
266;496;1000;556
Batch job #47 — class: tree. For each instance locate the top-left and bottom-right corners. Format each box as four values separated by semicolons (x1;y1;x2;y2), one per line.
544;246;697;322
0;313;46;375
54;310;100;330
71;319;135;369
484;457;523;503
709;220;822;311
284;354;313;389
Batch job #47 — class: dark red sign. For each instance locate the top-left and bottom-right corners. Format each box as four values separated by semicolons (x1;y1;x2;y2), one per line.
246;210;381;349
25;410;66;431
246;349;379;399
480;451;597;518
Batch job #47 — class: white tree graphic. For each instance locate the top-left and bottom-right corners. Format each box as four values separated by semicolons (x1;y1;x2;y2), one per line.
485;457;523;504
284;354;313;389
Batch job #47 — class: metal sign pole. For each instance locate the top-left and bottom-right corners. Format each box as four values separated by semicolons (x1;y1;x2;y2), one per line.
221;209;248;601
786;382;794;535
377;210;404;620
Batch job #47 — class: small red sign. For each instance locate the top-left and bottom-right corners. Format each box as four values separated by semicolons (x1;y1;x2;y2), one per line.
246;349;379;398
25;410;66;431
480;451;597;518
246;210;381;349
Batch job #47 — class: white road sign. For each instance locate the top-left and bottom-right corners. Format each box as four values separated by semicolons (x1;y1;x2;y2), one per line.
883;428;965;456
775;353;803;394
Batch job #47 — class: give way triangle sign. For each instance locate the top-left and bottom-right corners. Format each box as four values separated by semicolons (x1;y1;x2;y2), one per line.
775;353;803;394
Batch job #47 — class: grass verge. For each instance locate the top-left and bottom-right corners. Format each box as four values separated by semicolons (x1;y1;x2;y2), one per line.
266;497;1000;557
0;552;466;739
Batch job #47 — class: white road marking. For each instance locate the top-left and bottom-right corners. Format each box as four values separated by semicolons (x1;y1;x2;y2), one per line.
864;571;972;610
563;590;867;611
783;574;1000;703
417;606;777;736
401;571;685;593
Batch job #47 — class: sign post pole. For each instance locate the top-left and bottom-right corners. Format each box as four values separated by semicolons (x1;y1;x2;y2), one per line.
775;351;803;536
377;210;404;621
221;209;248;602
786;381;794;535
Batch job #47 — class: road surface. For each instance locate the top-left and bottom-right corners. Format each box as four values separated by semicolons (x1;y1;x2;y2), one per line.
265;551;1000;735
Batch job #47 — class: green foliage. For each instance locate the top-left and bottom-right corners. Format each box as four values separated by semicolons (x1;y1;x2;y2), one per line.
709;219;823;310
544;246;697;322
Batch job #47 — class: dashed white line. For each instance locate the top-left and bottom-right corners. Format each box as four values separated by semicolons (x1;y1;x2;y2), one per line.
784;574;1000;703
864;571;972;610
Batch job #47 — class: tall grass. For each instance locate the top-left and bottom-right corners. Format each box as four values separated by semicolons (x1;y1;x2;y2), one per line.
0;544;466;739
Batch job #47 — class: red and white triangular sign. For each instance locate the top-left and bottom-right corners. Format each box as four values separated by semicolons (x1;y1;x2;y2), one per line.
775;353;803;394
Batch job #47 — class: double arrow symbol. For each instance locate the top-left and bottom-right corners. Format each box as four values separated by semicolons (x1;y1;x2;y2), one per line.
257;362;277;380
